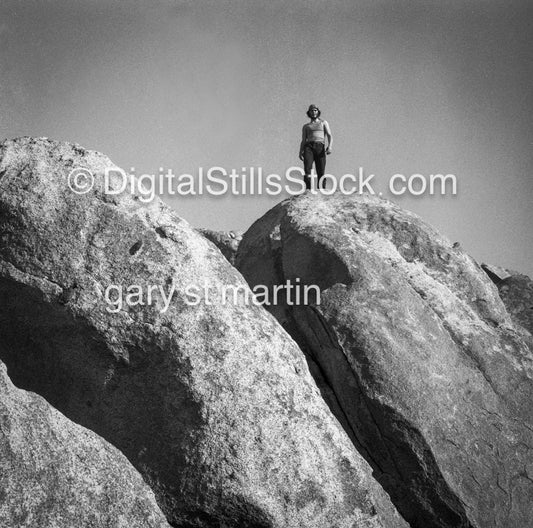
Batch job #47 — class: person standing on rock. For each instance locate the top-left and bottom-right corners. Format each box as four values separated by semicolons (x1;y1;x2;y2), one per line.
299;104;332;190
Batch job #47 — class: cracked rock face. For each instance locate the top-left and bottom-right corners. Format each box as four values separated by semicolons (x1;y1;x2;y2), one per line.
0;137;408;528
481;265;533;335
197;228;243;265
495;273;533;336
0;360;171;528
235;193;533;528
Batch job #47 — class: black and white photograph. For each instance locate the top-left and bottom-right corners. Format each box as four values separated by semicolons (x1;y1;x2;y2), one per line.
0;1;532;527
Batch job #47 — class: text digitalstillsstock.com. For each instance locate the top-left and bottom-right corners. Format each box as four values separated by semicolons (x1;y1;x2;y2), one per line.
68;166;458;200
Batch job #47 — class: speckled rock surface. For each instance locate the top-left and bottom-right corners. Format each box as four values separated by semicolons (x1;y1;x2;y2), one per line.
496;273;533;335
0;137;407;528
482;267;533;336
480;263;512;283
0;361;171;528
197;228;242;265
236;192;533;528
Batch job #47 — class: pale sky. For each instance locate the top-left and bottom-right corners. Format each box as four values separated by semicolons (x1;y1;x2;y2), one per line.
1;0;532;275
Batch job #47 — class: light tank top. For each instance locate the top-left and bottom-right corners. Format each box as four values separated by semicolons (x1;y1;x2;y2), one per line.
305;120;325;143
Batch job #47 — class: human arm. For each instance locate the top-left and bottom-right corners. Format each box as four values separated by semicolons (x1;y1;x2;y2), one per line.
299;125;306;161
324;120;332;154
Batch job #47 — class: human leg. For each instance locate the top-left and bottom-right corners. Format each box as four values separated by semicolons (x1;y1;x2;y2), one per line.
314;143;327;189
303;144;314;190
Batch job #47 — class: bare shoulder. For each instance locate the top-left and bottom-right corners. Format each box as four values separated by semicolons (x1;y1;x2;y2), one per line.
322;119;331;131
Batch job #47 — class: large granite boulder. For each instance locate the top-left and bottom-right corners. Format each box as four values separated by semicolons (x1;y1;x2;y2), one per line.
0;360;171;528
235;192;533;528
0;137;407;528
